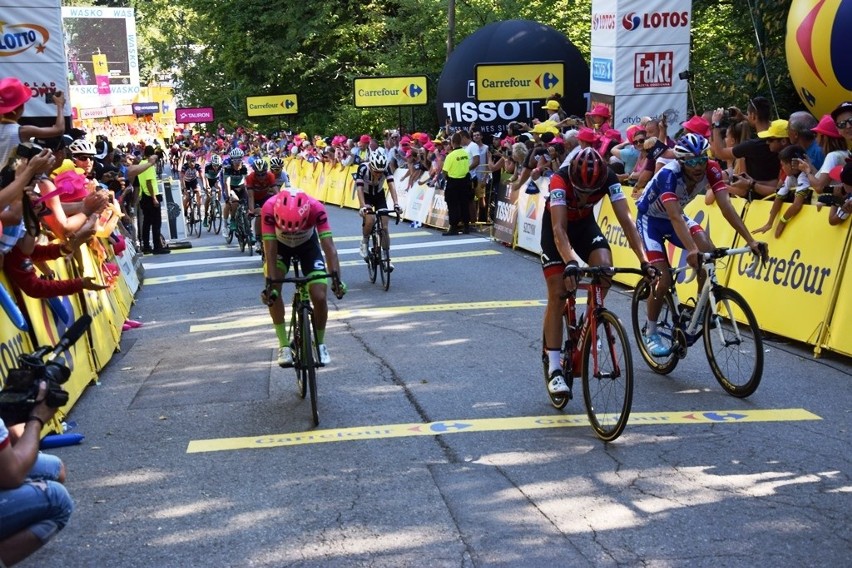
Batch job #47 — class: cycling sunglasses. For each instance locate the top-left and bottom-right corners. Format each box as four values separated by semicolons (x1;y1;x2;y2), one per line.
682;156;708;167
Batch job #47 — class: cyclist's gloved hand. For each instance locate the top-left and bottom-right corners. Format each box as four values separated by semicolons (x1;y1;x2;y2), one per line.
332;280;347;299
393;204;403;214
749;241;769;264
640;261;659;279
562;260;580;292
260;287;279;306
359;206;370;217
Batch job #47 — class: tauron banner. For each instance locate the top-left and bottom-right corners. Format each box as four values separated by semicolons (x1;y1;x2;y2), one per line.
590;0;692;130
437;20;589;134
0;0;70;119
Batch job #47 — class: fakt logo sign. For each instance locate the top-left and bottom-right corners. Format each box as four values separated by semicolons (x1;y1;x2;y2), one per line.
634;52;673;88
622;11;690;31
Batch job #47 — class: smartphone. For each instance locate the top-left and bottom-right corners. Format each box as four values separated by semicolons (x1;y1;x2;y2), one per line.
791;158;802;167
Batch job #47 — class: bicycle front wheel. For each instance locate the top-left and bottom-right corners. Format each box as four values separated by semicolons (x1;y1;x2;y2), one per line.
630;280;680;374
192;202;202;238
703;287;763;398
211;200;222;234
582;309;633;442
301;307;319;426
380;253;390;291
291;305;307;399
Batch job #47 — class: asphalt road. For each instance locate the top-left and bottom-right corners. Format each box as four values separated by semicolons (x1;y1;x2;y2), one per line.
24;200;851;567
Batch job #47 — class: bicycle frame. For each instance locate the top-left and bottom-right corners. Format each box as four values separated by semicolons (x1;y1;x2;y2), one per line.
566;279;621;381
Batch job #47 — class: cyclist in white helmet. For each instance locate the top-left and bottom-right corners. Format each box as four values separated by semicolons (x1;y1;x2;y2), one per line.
354;149;402;268
223;147;248;232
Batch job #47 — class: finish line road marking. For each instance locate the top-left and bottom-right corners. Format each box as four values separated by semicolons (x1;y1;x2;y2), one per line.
146;249;500;285
186;408;822;453
189;298;550;332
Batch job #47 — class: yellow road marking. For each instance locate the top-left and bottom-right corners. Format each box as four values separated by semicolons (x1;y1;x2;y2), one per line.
146;249;500;285
189;298;548;332
186;408;822;453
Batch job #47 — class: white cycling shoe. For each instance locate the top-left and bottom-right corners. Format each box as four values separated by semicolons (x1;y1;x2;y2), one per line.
277;346;294;368
317;344;330;366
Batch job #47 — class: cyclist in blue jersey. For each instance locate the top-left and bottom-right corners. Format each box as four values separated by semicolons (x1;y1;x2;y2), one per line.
635;133;767;356
269;157;290;189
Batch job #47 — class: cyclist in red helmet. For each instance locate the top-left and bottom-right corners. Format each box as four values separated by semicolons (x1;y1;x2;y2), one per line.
261;188;346;367
540;147;655;399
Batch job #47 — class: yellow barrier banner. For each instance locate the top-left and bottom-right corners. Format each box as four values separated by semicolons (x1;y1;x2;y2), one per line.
324;166;347;206
824;232;852;355
342;166;361;209
311;163;327;202
598;196;642;287
78;246;120;370
0;272;35;389
730;200;849;345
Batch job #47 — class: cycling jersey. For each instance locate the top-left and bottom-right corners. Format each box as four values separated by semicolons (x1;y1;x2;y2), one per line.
353;163;393;196
247;171;277;202
261;193;332;248
223;164;247;188
204;164;220;185
546;167;624;221
635;160;726;219
181;162;201;182
272;170;290;188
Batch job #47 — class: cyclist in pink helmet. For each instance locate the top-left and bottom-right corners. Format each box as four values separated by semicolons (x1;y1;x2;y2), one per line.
261;188;346;367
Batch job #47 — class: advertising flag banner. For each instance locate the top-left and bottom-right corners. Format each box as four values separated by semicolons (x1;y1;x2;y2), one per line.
92;52;110;95
354;76;428;108
246;94;299;116
175;107;214;124
475;62;565;102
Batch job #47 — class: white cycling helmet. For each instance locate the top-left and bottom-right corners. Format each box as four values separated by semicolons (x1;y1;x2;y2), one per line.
368;149;388;172
210;154;222;166
269;157;283;169
68;138;96;156
229;147;244;159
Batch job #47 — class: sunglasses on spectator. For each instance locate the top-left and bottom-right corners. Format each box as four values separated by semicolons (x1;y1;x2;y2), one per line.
633;139;646;146
73;155;93;161
836;119;852;129
681;156;708;167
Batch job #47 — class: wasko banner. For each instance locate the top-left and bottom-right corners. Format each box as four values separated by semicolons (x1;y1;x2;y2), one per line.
175;106;214;124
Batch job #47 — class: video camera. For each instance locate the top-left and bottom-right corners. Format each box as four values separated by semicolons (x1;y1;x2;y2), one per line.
0;315;91;425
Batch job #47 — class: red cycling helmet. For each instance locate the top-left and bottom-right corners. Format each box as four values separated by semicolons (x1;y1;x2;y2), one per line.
273;189;311;233
569;147;608;193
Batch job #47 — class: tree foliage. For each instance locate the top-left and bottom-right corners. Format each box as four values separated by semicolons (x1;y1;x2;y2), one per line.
87;0;799;133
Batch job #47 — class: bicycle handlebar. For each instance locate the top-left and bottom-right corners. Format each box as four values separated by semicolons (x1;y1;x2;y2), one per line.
679;245;766;284
267;272;334;286
365;207;402;225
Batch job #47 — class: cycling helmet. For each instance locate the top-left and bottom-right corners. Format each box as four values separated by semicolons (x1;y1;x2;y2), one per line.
269;157;283;170
229;147;244;159
210;154;222;167
273;189;311;233
568;147;608;193
254;159;269;174
68;138;96;156
672;133;709;159
368;149;388;172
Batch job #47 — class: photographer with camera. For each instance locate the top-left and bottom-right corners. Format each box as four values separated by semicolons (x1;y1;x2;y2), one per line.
0;77;66;172
0;380;73;566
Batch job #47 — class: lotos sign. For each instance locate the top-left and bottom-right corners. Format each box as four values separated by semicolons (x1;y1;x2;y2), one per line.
175;106;214;123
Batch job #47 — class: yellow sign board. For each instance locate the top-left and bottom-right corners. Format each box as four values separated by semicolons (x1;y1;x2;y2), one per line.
246;94;299;117
475;62;564;101
353;76;428;108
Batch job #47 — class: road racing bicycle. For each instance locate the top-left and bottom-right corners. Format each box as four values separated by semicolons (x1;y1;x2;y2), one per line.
364;207;400;291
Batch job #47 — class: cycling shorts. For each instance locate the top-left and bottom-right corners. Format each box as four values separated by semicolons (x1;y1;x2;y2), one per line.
636;213;704;264
183;179;199;192
274;232;328;284
229;186;247;201
363;191;388;213
540;208;611;279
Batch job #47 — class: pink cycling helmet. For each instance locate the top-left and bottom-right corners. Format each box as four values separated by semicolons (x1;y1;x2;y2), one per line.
273;189;311;233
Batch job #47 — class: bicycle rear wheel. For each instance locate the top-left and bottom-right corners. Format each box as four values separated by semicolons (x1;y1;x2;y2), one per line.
582;309;633;442
291;305;307;399
630;280;680;374
302;306;319;426
703;287;763;398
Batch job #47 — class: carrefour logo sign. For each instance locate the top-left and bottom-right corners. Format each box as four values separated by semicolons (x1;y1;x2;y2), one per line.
0;21;50;57
475;62;564;102
353;76;428;108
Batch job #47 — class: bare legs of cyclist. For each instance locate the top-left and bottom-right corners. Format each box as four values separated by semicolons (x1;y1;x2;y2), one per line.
308;281;330;365
543;248;613;398
644;232;713;356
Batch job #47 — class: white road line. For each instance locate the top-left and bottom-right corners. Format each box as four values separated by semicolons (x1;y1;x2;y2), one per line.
144;238;490;270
